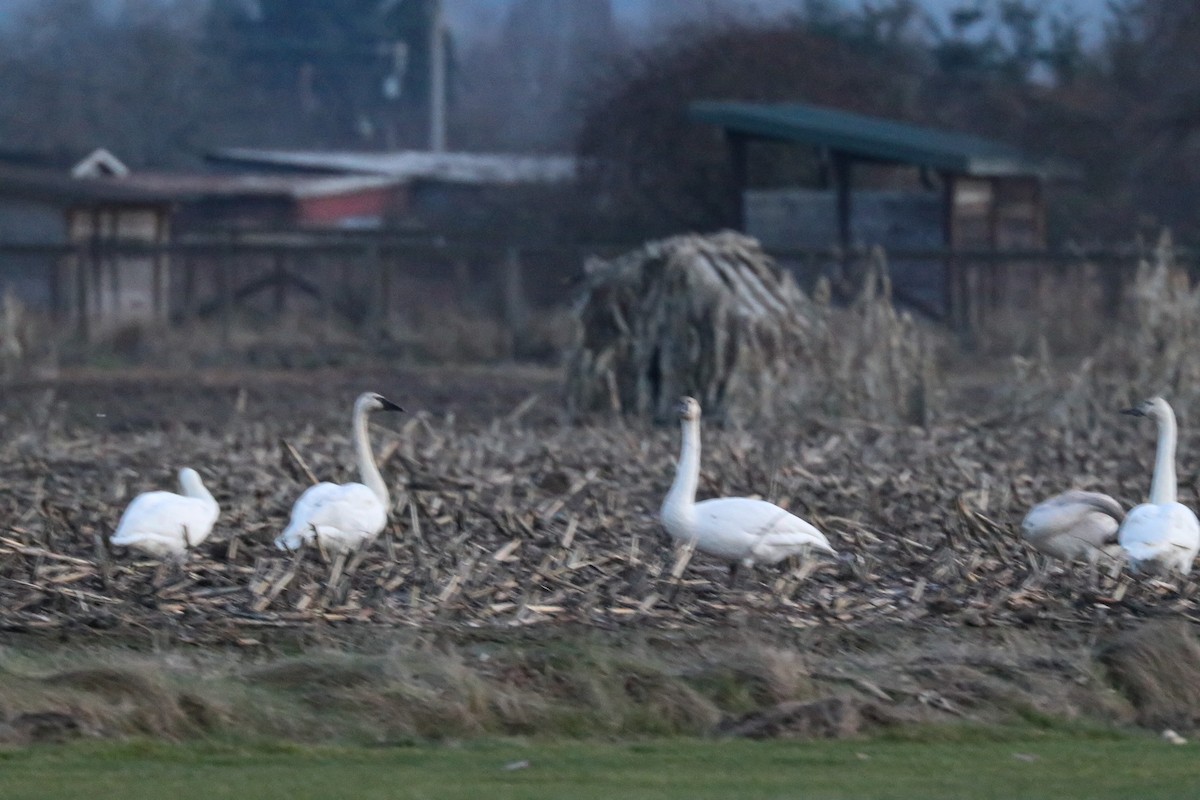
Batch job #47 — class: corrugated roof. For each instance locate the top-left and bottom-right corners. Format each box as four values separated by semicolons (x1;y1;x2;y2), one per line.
0;164;403;206
208;148;578;185
690;101;1079;180
116;171;403;200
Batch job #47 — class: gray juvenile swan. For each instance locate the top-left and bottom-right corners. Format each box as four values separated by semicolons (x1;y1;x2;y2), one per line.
1021;490;1124;573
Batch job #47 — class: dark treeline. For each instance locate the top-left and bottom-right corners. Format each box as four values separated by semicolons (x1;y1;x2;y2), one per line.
0;0;1197;245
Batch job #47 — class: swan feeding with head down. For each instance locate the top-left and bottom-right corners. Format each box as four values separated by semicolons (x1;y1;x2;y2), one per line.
275;392;403;554
660;396;836;585
1117;396;1200;575
1021;490;1125;569
110;467;219;560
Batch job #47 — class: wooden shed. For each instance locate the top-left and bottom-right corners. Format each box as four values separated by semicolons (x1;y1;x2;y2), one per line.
690;101;1080;316
0;152;409;338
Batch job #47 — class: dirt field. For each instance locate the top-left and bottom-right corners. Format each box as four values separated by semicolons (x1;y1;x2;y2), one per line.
0;363;1198;739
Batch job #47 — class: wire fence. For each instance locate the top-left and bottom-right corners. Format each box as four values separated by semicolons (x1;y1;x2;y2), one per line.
0;231;1193;354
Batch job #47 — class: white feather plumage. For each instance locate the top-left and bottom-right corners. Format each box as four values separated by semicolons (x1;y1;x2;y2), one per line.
110;467;219;560
1118;396;1200;575
275;392;402;554
660;397;835;578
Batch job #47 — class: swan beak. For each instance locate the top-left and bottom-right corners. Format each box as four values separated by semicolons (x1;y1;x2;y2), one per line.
1120;407;1144;417
379;398;404;412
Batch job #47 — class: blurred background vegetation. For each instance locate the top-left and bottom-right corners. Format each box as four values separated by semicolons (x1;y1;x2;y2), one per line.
0;0;1196;248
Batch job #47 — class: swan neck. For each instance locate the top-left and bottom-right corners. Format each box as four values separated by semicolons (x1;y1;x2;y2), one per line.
1150;408;1178;505
180;473;216;507
663;417;700;516
353;403;389;508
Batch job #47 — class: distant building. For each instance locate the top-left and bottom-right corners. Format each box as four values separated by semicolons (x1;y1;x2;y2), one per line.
0;146;579;338
0;149;409;334
206;147;577;234
691;101;1080;317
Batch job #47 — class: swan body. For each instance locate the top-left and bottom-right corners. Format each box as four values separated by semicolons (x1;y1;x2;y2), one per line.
1021;490;1124;565
110;468;219;559
660;397;835;578
275;392;402;554
1118;396;1200;575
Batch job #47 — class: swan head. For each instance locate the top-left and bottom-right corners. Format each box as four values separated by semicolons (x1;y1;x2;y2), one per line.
177;467;214;501
177;467;202;488
1121;396;1172;421
677;396;702;422
356;392;404;414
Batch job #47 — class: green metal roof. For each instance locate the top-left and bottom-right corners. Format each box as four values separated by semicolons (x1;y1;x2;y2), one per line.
690;101;1079;180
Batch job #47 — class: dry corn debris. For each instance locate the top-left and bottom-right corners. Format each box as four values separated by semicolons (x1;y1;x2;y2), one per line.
0;362;1194;645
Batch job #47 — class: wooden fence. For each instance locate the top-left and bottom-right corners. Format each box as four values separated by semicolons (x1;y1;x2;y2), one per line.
0;231;1193;353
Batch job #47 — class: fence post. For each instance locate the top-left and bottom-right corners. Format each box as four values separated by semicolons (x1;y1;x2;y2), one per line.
368;242;385;341
218;243;232;349
272;249;287;314
502;247;527;357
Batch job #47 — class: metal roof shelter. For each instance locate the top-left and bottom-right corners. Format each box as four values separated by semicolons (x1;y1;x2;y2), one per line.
690;100;1079;251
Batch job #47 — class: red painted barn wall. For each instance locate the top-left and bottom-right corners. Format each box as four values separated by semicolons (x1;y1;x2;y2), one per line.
296;186;408;228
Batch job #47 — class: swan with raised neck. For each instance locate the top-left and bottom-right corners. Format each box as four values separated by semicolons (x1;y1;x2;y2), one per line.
660;396;835;585
275;392;403;554
1117;396;1200;574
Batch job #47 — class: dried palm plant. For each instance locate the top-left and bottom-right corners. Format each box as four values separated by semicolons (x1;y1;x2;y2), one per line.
566;235;939;426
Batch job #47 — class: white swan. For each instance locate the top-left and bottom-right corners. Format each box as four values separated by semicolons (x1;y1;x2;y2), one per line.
1118;396;1200;575
1021;490;1124;567
660;396;835;584
275;392;403;554
110;468;219;560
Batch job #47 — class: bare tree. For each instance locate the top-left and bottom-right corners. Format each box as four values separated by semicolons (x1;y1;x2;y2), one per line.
571;15;926;241
0;0;229;166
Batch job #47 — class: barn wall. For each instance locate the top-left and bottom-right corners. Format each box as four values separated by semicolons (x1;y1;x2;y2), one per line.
63;205;171;334
297;186;406;229
0;198;65;309
745;188;942;251
745;187;945;312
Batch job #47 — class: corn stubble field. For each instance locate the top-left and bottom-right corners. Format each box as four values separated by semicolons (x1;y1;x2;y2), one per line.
1;247;1200;752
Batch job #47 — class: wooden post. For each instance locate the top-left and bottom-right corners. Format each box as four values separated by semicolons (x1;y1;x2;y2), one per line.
272;250;287;314
367;243;384;339
379;247;393;336
832;151;853;253
219;243;232;349
940;172;964;332
726;131;749;230
984;178;1000;322
76;213;92;341
180;253;195;324
152;210;167;323
502;247;527;358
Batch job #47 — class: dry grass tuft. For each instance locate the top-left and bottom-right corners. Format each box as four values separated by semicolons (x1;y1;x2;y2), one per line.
244;654;388;691
0;659;233;741
0;291;57;379
1012;233;1200;419
1101;621;1200;731
1096;233;1200;405
794;248;941;426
